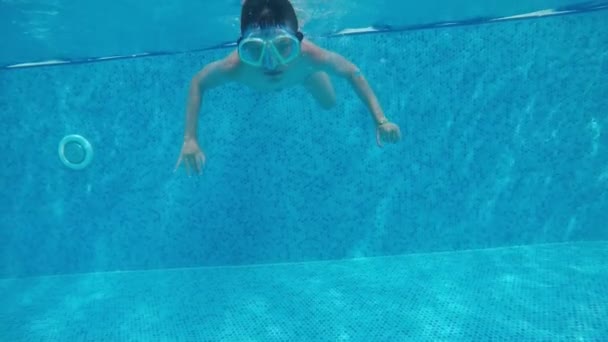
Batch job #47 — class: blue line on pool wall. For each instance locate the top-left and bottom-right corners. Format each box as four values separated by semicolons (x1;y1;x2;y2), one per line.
2;1;607;70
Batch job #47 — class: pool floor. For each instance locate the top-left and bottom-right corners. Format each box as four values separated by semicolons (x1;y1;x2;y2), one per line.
1;241;607;341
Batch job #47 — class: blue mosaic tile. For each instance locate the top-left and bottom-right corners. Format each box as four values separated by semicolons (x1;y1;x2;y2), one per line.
0;242;607;341
0;12;607;277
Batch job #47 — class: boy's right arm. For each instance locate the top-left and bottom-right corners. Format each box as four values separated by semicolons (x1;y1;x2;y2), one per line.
176;54;238;174
183;57;236;141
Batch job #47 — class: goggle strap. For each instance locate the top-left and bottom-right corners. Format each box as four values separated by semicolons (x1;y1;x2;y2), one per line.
237;30;304;44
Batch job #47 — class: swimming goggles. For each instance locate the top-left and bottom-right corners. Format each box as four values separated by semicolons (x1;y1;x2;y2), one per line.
238;27;302;67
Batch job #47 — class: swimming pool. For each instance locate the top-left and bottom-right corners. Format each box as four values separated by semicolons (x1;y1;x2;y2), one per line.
1;1;607;341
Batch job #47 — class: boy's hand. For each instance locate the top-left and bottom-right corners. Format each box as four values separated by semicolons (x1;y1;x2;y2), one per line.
376;122;402;147
174;138;206;175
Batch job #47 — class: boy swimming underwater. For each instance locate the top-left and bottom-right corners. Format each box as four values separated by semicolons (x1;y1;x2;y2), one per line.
175;0;402;175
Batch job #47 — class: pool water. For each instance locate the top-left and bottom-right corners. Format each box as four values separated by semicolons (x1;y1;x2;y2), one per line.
1;1;607;341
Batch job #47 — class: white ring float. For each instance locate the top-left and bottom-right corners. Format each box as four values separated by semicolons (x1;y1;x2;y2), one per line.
58;134;93;170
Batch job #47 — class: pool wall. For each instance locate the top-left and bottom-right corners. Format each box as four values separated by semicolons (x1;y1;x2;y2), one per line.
1;12;606;278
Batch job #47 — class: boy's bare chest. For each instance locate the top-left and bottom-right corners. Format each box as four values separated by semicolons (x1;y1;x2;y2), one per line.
237;64;315;91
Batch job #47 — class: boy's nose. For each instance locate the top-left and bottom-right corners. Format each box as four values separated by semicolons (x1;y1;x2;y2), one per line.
262;51;278;70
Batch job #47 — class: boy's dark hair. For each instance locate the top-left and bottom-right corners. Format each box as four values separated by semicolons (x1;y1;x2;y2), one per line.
240;0;301;35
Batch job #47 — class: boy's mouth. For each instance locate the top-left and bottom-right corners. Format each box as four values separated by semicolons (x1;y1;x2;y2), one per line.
264;70;283;76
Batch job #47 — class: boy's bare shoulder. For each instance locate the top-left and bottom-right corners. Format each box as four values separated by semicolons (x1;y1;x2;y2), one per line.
211;50;242;74
300;40;331;63
192;51;242;87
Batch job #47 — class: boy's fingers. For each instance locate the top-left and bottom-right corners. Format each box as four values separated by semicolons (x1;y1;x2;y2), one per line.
190;156;198;174
196;154;204;174
185;159;192;176
376;129;383;147
174;155;183;172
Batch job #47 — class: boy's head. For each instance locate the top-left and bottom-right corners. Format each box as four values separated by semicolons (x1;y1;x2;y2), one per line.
240;0;300;35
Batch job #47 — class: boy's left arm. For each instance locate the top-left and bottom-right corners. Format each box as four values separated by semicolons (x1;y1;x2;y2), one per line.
305;43;401;146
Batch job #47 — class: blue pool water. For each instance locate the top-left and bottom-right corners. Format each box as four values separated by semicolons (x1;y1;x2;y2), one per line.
1;1;607;341
0;0;598;66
